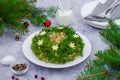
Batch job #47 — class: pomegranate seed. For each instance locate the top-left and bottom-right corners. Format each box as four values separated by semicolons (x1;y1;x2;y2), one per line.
15;78;19;80
41;77;45;80
11;75;15;79
34;74;38;79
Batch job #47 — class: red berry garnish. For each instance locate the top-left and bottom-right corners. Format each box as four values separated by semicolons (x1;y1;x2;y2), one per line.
41;77;45;80
15;78;19;80
11;75;15;79
44;20;51;27
34;74;38;79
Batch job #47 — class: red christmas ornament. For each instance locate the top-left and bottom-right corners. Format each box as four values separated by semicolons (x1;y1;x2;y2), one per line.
44;20;51;27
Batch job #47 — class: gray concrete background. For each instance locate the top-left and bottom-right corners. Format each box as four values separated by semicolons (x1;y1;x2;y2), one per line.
0;0;107;80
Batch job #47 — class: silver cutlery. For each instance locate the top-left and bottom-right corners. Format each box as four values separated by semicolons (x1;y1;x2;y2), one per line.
106;1;120;18
96;0;120;18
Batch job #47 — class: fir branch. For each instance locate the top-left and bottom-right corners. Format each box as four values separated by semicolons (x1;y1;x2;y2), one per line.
0;25;5;35
78;72;106;80
0;17;5;35
28;0;37;3
77;60;112;80
100;19;120;48
115;72;120;78
46;6;58;17
0;0;57;35
77;20;120;80
86;64;100;70
96;49;120;68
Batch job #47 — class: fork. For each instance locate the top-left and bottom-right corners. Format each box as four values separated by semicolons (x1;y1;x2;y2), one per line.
96;0;119;18
106;1;120;18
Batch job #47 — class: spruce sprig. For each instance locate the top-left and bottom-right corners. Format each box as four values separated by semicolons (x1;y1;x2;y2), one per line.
100;19;120;48
0;0;57;35
77;19;120;80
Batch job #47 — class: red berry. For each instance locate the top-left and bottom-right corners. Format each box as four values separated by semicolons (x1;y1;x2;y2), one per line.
41;77;45;80
34;74;38;79
44;20;51;27
11;75;15;79
15;78;19;80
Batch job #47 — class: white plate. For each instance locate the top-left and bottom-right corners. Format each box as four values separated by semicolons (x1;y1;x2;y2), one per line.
81;0;120;29
22;30;91;68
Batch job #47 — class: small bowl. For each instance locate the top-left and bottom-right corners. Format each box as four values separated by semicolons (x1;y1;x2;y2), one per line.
10;60;29;75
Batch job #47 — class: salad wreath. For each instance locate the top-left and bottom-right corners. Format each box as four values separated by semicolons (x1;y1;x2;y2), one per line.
31;26;84;64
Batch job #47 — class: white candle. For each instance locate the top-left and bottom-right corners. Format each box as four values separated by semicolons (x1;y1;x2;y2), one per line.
56;9;73;26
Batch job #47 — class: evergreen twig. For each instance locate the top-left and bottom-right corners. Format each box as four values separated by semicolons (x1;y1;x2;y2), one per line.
77;19;120;80
0;0;57;35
